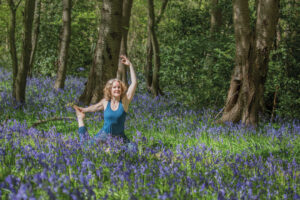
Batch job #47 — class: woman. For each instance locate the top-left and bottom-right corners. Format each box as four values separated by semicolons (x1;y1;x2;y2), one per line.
73;55;137;144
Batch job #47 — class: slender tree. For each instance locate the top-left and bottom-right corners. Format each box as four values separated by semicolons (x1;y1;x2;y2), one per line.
28;0;41;77
116;0;133;85
15;0;36;103
79;0;123;105
146;0;168;96
221;0;279;126
210;0;222;33
54;0;71;90
7;0;21;99
145;25;153;91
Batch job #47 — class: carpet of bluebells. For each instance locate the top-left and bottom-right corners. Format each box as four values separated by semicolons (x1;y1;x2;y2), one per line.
0;67;299;199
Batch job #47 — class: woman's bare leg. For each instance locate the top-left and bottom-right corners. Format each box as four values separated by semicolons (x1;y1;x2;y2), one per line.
73;106;85;127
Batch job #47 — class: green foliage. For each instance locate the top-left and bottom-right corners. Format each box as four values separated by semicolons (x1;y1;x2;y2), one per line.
0;3;10;68
68;0;98;77
33;0;98;77
28;0;61;76
264;0;300;119
265;44;300;119
0;1;24;69
158;1;234;110
160;35;235;109
1;0;299;119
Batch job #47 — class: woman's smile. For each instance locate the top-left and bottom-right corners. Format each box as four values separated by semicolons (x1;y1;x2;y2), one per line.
112;81;121;97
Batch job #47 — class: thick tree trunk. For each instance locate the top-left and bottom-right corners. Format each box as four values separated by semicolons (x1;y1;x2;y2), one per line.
28;0;41;77
54;0;71;90
15;0;36;103
210;0;222;33
249;0;279;123
7;0;18;99
117;0;133;85
221;0;279;126
80;0;123;105
221;0;252;123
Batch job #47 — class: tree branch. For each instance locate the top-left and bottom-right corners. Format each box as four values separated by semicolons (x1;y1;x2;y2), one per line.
16;0;22;9
155;0;168;25
30;116;76;128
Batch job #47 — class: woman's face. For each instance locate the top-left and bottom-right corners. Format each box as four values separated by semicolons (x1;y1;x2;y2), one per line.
111;81;121;98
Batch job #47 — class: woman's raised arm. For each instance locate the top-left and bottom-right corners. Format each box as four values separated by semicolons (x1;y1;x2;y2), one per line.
120;55;137;102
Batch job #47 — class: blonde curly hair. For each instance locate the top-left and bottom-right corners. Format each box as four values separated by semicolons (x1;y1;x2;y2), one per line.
103;79;127;100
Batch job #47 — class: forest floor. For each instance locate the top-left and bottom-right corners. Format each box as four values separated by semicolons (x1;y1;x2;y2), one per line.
0;67;299;199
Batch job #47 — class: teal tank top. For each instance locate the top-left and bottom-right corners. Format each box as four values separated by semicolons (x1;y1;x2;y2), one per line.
101;100;127;136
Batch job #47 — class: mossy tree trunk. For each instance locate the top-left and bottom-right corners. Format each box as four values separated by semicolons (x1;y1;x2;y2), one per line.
117;0;133;86
54;0;71;90
79;0;123;105
15;0;36;103
28;0;41;77
7;0;21;99
146;0;168;96
221;0;279;126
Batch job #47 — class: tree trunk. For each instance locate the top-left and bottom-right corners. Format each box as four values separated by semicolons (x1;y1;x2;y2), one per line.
15;0;36;103
28;0;41;77
7;0;18;99
250;0;279;122
147;0;166;96
145;30;153;91
144;0;168;92
79;0;123;105
117;0;133;85
54;0;71;90
210;0;222;33
221;0;279;126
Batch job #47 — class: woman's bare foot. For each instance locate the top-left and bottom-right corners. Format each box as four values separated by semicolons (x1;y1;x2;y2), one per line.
74;106;85;119
73;105;85;127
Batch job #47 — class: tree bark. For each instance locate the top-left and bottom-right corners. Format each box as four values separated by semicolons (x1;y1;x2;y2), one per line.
210;0;222;33
144;0;168;91
146;0;167;96
7;0;19;99
117;0;133;85
15;0;36;103
28;0;41;77
250;0;279;122
221;0;279;126
54;0;71;90
145;29;153;91
79;0;123;105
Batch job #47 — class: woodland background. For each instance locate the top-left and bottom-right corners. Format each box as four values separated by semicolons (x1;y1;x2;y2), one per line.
0;1;300;199
0;0;299;120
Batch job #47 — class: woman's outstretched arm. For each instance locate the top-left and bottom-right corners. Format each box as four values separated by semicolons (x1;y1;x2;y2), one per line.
74;99;105;113
120;55;137;102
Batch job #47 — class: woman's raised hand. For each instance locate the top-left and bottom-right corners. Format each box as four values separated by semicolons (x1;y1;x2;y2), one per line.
120;55;131;66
